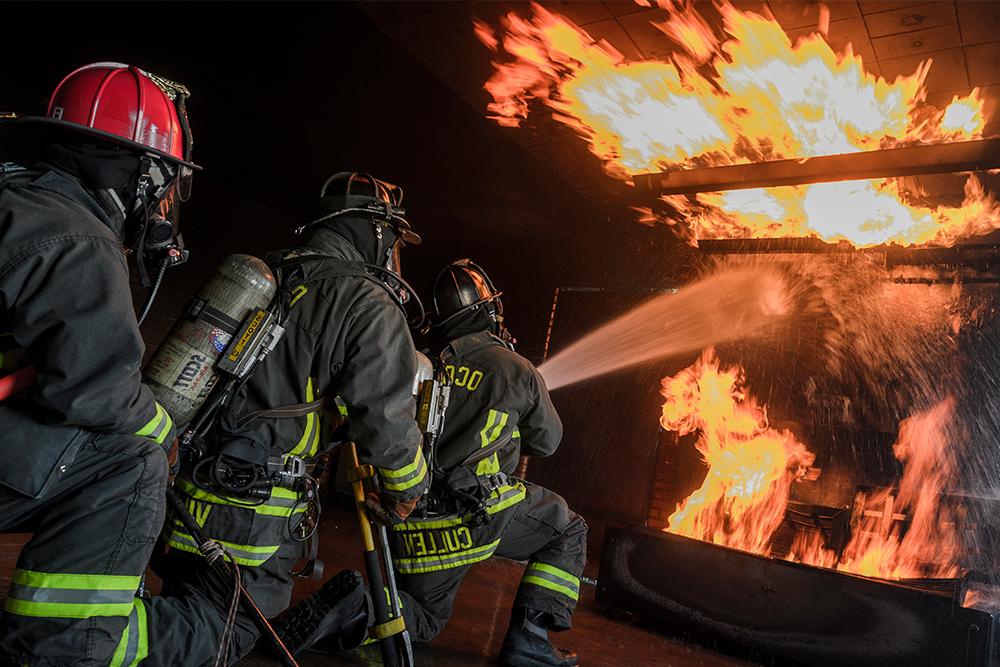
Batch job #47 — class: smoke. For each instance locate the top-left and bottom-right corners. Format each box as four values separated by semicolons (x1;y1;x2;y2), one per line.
538;264;794;390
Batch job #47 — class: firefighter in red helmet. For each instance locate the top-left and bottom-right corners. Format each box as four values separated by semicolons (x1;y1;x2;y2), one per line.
0;62;196;664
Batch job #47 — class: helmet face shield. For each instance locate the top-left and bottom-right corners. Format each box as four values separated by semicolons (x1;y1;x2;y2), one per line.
176;164;194;202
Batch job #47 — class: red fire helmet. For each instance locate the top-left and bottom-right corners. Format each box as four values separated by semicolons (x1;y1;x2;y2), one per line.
2;62;198;169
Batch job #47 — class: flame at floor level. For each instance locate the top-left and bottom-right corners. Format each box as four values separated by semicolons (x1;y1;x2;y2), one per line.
660;351;962;582
476;1;1000;247
660;348;815;554
789;398;962;580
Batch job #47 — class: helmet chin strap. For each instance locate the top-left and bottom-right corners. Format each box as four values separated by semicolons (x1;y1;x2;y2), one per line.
488;302;516;351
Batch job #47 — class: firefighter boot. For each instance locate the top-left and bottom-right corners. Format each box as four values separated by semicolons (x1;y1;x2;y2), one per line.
271;569;370;657
499;608;579;667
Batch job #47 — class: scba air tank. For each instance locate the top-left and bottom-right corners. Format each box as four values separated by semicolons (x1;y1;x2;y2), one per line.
144;254;276;428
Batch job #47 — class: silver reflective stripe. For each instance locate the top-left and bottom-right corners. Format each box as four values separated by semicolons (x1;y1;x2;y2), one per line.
5;585;132;606
394;538;501;574
165;527;278;566
147;411;171;445
526;567;579;594
121;602;140;666
485;484;522;508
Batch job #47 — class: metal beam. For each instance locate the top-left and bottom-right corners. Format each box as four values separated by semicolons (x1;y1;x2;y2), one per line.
632;138;1000;195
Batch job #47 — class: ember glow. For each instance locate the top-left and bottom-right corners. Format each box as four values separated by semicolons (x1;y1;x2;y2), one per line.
476;2;1000;247
660;348;815;554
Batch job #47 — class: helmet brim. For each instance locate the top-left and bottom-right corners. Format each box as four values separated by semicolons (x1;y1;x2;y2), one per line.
0;114;202;170
399;227;422;246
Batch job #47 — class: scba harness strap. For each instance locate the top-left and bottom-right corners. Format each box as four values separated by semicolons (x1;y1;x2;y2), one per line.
190;253;385;495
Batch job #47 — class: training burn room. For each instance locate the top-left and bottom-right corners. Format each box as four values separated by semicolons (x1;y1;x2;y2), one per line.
3;1;1000;665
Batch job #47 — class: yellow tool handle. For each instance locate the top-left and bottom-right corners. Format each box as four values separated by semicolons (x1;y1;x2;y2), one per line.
347;442;376;552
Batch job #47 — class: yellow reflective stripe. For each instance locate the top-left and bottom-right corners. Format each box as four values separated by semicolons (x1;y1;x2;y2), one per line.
486;483;526;514
133;599;148;666
527;562;580;588
5;568;138;619
175;480;304;518
476;410;508;476
270;486;300;500
164;527;279;567
134;403;173;445
522;575;579;602
290;377;318;457
380;445;423;478
380;446;427;492
133;402;161;435
335;397;349;417
289;285;309;307
110;621;129;667
11;569;139;591
512;429;521;439
4;599;134;619
394;538;501;574
391;482;525;532
109;599;148;667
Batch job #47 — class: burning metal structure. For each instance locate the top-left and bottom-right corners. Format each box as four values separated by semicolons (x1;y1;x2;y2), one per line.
474;1;1000;664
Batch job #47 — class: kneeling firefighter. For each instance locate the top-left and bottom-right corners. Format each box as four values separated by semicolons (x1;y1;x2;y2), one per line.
294;260;587;665
398;260;585;666
0;63;196;664
151;171;430;664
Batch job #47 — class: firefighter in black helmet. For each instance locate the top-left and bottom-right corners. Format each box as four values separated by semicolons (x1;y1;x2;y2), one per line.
398;259;585;666
276;259;585;664
150;171;429;663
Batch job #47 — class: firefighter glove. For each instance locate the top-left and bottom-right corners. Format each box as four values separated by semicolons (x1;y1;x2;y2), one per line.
365;491;419;525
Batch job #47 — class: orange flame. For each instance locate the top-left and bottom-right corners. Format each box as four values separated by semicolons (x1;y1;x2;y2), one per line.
789;398;962;580
660;348;814;553
661;351;962;580
477;2;998;247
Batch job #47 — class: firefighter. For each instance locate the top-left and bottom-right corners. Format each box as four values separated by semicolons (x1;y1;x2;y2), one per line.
388;259;587;666
0;63;195;664
152;171;429;663
282;260;586;665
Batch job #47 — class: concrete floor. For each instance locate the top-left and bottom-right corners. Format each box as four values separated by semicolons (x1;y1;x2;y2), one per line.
0;504;755;667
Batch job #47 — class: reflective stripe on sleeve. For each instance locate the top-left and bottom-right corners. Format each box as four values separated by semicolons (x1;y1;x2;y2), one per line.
379;446;427;493
476;409;508;476
4;569;139;619
134;402;173;446
522;562;580;602
289;377;321;457
109;598;149;667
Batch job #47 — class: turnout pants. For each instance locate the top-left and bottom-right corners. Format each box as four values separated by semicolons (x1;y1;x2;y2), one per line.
391;482;587;643
139;479;310;666
0;432;168;666
0;431;306;667
141;537;302;666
